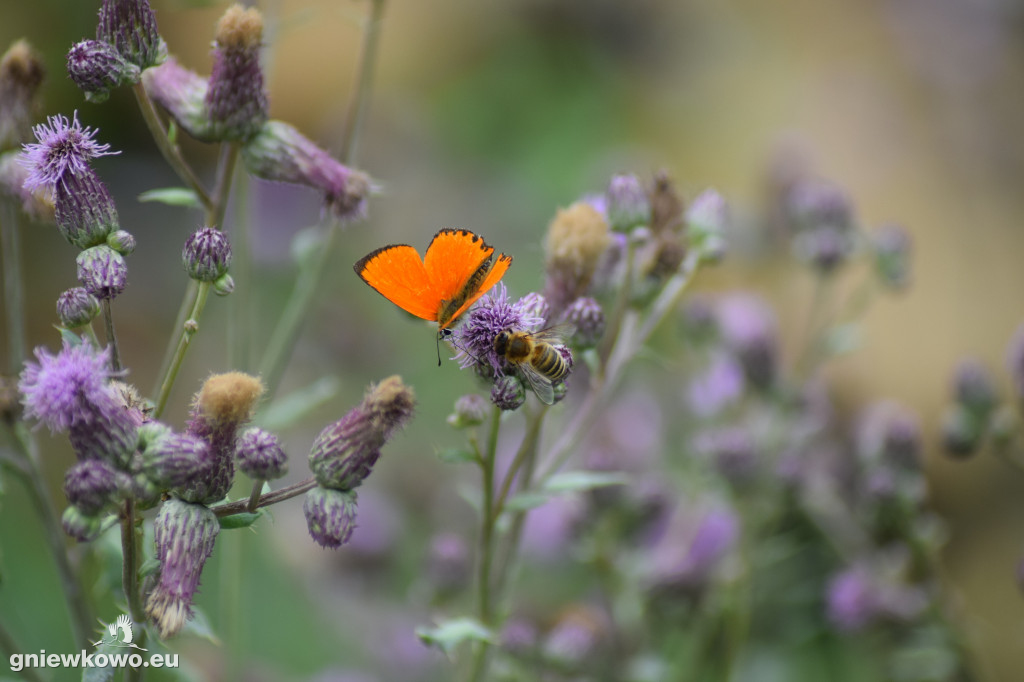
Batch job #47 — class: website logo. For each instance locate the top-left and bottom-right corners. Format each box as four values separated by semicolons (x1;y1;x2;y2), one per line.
92;614;148;651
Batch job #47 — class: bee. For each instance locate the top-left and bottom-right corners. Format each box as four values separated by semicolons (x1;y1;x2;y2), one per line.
493;327;572;405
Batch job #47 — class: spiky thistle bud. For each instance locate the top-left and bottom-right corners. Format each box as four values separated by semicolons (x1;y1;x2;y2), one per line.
182;227;232;282
491;375;526;412
542;202;611;316
106;229;135;256
146;498;219;639
66;40;140;103
236;427;287;480
177;372;265;504
141;430;215;489
141;58;210;140
205;5;268;142
56;287;101;328
96;0;166;71
55;169;121;249
76;244;127;299
241;120;372;223
62;505;105;542
309;376;415;491
63;458;121;515
562;297;605;348
0;40;45;150
67;390;141;467
605;173;649;232
448;394;488;429
303;486;358;549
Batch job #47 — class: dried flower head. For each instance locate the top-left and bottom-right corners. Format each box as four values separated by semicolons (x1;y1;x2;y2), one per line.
19;341;114;432
76;244;127;299
205;4;268;141
543;202;611;315
304;486;358;549
66;40;140;104
96;0;166;70
182;227;232;282
146;498;220;639
20;113;117;192
0;40;45;150
241;120;372;222
236;427;287;480
648;170;685;234
309;376;415;491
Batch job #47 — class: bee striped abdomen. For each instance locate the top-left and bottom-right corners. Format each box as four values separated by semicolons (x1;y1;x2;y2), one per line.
531;345;569;382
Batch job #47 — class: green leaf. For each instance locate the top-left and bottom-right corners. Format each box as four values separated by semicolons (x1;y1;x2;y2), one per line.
543;471;630;493
138;187;202;209
416;617;492;658
436;447;478;465
56;326;84;347
82;640;117;682
179;605;221;645
139;558;161;579
218;510;263;530
502;492;551;512
259;376;340;431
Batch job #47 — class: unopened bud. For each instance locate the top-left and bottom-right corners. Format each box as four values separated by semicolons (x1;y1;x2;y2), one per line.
448;394;488;429
76;244;127;299
66;40;140;103
64;458;121;515
236;427;287;480
605;173;649;232
62;504;105;542
56;287;101;328
97;0;167;70
491;375;526;411
106;229;136;256
182;226;231;282
303;486;358;549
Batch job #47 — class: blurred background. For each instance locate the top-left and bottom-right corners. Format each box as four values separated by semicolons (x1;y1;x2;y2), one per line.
2;0;1023;679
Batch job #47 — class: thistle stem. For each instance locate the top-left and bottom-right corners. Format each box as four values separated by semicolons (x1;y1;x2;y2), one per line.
121;498;145;623
211;476;318;517
340;0;386;165
153;282;210;418
101;299;122;372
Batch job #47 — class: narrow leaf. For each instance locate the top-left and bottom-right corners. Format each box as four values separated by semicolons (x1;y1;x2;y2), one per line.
218;510;263;530
138;187;202;209
543;471;630;493
436;447;478;465
416;617;492;658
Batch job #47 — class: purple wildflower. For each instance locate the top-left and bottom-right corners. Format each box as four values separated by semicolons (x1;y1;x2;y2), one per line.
687;352;745;417
827;565;878;632
561;296;605;348
451;283;544;376
20;112;117;192
304;486;358;549
205;5;268;142
96;0;166;71
146;498;220;639
716;294;779;390
56;287;101;328
67;390;141;466
19;342;114;433
236;427;287;480
140;430;215;489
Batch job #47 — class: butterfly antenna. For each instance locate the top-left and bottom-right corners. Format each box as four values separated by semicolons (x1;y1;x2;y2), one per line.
436;332;443;367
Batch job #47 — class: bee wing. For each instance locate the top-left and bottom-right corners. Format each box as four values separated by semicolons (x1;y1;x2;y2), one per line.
518;363;556;405
529;323;574;345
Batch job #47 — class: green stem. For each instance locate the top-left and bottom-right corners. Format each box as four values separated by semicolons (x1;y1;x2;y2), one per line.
246;480;264;513
211;476;318;517
0;617;47;682
339;0;387;165
131;83;212;212
228;172;252;372
82;322;101;349
121;499;145;623
153;282;211;418
1;201;26;373
102;298;122;371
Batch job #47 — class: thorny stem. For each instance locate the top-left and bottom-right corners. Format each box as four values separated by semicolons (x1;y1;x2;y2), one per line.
1;201;26;373
259;0;386;394
0;617;47;682
131;82;212;212
467;406;502;682
211;476;318;517
101;299;122;371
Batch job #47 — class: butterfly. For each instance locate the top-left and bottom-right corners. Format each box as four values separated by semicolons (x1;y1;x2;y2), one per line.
354;229;512;359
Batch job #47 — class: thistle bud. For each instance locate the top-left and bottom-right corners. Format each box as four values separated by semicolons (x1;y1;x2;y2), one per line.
542;202;611;316
952;358;997;422
447;394;488;429
236;427;287;480
213;273;235;296
96;0;167;71
872;223;912;291
141;59;211;141
205;5;268;142
56;287;101;328
141;430;215;489
0;40;45;150
786;180;852;232
62;504;105;542
76;244;127;299
146;498;220;639
63;458;121;515
686;189;727;263
605;173;649;232
182;227;231;282
68;390;141;467
106;229;136;256
241;120;372;222
55;168;120;249
561;297;604;349
716;295;778;390
309;376;415;491
66;40;140;103
303;486;358;549
491;375;526;412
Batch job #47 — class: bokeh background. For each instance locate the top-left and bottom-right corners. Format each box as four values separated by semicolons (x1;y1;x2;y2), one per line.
2;0;1023;679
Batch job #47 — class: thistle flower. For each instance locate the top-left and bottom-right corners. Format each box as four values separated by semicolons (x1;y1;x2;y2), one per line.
140;430;215;489
77;245;127;299
177;372;265;504
146;498;220;639
182;227;232;282
491;375;526;412
687;353;745;417
716;294;778;390
96;0;166;71
67;389;141;466
451;284;544;376
56;287;101;328
542;202;611;315
19;341;114;432
309;376;415;491
785;179;852;232
55;168;121;249
63;458;122;515
236;427;287;480
605;173;649;232
826;565;878;632
205;5;268;142
241;120;372;222
62;505;105;542
66;40;140;103
561;296;605;348
304;486;358;549
20;112;117;192
872;223;912;290
646;503;739;593
0;40;45;150
447;394;488;429
141;59;211;140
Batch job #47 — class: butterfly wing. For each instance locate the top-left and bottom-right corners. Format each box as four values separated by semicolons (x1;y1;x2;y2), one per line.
423;229;512;328
354;244;440;321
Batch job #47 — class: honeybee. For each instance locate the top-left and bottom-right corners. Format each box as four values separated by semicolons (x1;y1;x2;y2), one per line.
493;327;572;405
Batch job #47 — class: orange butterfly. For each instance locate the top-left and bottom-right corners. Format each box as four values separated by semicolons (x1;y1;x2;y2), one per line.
354;228;512;336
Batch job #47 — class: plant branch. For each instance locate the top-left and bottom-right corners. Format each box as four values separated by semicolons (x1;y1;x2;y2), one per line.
211;476;318;517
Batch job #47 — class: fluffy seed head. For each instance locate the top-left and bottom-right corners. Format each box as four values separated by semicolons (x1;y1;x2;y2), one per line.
303;486;358;549
0;40;45;150
193;372;264;427
205;5;268;142
543;202;611;314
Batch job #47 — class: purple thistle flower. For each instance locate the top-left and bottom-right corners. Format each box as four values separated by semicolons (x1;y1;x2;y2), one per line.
241;120;372;223
687;352;745;417
827;565;878;632
146;498;220;639
20;112;117;192
140;430;215;489
451;283;545;376
66;40;140;104
63;458;122;515
309;376;415;491
96;0;166;71
236;427;287;480
491;375;526;412
19;341;114;433
67;389;141;466
205;5;268;142
56;287;101;328
716;294;779;390
304;486;358;549
76;244;127;299
561;296;605;348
